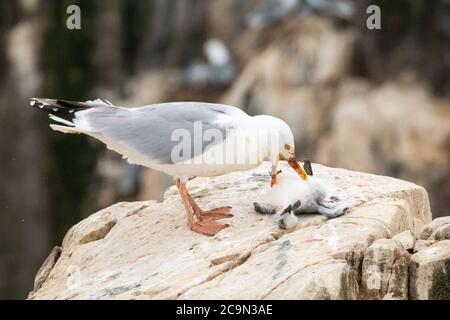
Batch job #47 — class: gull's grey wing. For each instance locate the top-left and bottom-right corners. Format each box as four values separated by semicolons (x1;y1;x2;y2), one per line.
74;102;248;164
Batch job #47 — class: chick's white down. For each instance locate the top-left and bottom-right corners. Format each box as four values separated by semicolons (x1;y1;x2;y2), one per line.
269;172;329;210
263;171;349;230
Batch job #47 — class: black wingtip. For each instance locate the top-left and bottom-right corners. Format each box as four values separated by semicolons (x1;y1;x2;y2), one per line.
30;98;57;110
30;98;41;107
29;98;84;123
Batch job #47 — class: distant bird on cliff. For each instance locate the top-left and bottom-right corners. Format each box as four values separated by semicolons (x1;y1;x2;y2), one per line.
30;98;308;236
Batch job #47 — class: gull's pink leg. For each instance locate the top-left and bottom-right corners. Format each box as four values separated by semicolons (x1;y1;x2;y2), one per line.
176;179;229;236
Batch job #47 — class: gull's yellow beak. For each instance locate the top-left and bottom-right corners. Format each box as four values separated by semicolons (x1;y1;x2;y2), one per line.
288;157;308;180
282;155;308;181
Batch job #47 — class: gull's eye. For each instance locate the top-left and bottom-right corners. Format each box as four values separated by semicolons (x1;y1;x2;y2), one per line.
284;144;291;151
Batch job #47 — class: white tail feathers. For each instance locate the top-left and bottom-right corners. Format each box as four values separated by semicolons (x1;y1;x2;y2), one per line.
49;124;79;134
49;114;75;126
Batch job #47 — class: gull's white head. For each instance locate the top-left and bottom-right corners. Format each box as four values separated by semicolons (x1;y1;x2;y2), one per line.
253;115;308;185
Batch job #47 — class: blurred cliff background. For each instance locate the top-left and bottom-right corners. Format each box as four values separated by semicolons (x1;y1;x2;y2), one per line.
0;0;449;299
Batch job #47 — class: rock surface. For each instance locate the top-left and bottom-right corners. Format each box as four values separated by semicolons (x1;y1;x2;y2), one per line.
33;246;61;292
393;230;416;252
432;225;450;241
28;162;432;300
360;239;410;300
414;240;436;252
420;217;450;240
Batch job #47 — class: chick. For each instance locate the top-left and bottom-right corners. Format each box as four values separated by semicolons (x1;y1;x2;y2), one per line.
254;161;349;230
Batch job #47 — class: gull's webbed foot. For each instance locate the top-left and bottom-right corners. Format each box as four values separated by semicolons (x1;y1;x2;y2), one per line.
187;193;233;221
189;219;229;236
200;206;233;221
177;178;231;236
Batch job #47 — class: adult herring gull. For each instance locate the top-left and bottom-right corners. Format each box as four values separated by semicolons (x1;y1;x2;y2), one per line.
30;98;308;236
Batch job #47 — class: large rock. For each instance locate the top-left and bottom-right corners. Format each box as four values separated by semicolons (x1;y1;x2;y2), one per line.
409;240;450;300
28;162;431;300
